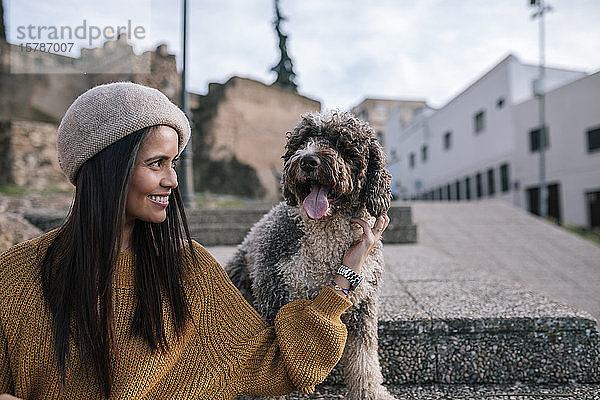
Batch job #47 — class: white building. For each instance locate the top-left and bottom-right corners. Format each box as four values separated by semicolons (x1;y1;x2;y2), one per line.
385;54;600;227
350;98;428;147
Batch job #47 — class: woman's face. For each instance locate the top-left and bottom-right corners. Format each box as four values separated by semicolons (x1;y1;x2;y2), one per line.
125;125;179;225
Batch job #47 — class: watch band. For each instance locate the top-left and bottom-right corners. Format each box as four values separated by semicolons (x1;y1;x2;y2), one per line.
335;264;365;291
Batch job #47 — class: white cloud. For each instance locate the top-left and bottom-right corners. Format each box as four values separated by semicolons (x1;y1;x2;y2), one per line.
7;0;599;109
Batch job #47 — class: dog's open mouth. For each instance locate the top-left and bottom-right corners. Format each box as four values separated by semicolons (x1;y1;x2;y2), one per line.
303;183;333;220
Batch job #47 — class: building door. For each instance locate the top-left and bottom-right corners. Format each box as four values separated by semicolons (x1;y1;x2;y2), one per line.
586;190;600;227
547;183;561;224
526;183;561;223
526;187;540;216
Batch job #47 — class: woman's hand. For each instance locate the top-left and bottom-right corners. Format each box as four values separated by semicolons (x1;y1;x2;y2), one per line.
329;214;389;295
343;215;390;275
0;394;22;400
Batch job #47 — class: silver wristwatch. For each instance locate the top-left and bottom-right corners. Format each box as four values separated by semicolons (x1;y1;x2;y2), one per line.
336;265;365;291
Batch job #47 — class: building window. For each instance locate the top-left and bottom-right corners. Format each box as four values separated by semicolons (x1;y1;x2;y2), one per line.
529;126;550;152
375;104;387;116
474;110;485;134
476;172;483;198
444;131;452;150
587;126;600;153
455;180;461;201
465;176;471;200
496;97;505;109
409;153;415;169
500;163;510;193
487;168;495;196
421;145;428;162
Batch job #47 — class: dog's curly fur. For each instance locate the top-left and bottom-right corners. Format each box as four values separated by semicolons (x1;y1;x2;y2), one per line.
226;111;396;400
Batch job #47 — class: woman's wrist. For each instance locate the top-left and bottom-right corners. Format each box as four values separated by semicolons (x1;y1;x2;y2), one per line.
329;280;351;297
330;272;356;297
332;273;351;290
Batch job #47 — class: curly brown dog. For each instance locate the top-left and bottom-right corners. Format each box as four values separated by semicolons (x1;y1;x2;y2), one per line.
227;111;396;400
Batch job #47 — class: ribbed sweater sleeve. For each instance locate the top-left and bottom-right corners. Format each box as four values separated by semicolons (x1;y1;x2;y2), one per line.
0;319;13;394
190;243;352;396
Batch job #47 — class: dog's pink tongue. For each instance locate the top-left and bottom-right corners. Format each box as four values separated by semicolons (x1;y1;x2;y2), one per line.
303;185;329;220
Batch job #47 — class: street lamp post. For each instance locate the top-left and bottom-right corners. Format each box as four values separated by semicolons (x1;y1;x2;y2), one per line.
530;0;552;218
179;0;194;208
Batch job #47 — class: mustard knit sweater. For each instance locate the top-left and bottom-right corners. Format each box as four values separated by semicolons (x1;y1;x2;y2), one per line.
0;232;352;399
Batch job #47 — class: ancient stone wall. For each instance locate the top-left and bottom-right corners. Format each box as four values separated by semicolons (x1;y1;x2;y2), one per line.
0;121;11;185
1;36;182;123
192;76;321;200
0;120;70;190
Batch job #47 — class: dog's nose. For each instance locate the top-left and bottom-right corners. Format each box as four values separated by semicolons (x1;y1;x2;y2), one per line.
300;154;320;171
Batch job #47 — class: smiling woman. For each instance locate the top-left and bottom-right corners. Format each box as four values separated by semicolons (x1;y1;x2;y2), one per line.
122;125;180;251
0;82;389;399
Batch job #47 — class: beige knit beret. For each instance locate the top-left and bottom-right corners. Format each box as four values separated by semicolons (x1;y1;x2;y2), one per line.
57;82;191;185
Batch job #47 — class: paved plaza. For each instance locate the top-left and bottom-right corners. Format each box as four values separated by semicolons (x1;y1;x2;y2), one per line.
208;200;600;321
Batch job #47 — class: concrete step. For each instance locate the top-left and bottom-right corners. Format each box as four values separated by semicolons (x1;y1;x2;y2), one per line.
323;280;600;387
23;211;65;232
384;223;417;244
24;205;418;246
189;205;415;225
188;205;417;246
191;223;417;246
387;204;414;226
382;205;418;243
187;208;272;224
190;223;252;247
284;383;600;399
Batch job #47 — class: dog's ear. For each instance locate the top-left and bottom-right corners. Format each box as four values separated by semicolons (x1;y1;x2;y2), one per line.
363;139;392;217
282;185;298;206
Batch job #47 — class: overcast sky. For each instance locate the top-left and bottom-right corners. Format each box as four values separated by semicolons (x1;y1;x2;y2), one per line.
6;0;600;109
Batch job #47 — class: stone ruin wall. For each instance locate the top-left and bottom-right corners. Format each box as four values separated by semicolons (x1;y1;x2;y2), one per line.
0;120;71;191
196;77;321;200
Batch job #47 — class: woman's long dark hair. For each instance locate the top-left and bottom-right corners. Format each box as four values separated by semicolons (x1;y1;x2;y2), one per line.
40;126;197;397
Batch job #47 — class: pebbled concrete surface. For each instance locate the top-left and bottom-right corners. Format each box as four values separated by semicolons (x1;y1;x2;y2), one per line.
285;383;600;399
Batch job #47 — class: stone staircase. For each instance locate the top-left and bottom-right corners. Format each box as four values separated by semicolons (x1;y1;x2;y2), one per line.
23;204;418;246
300;280;600;399
187;204;417;246
186;208;271;246
324;281;600;386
